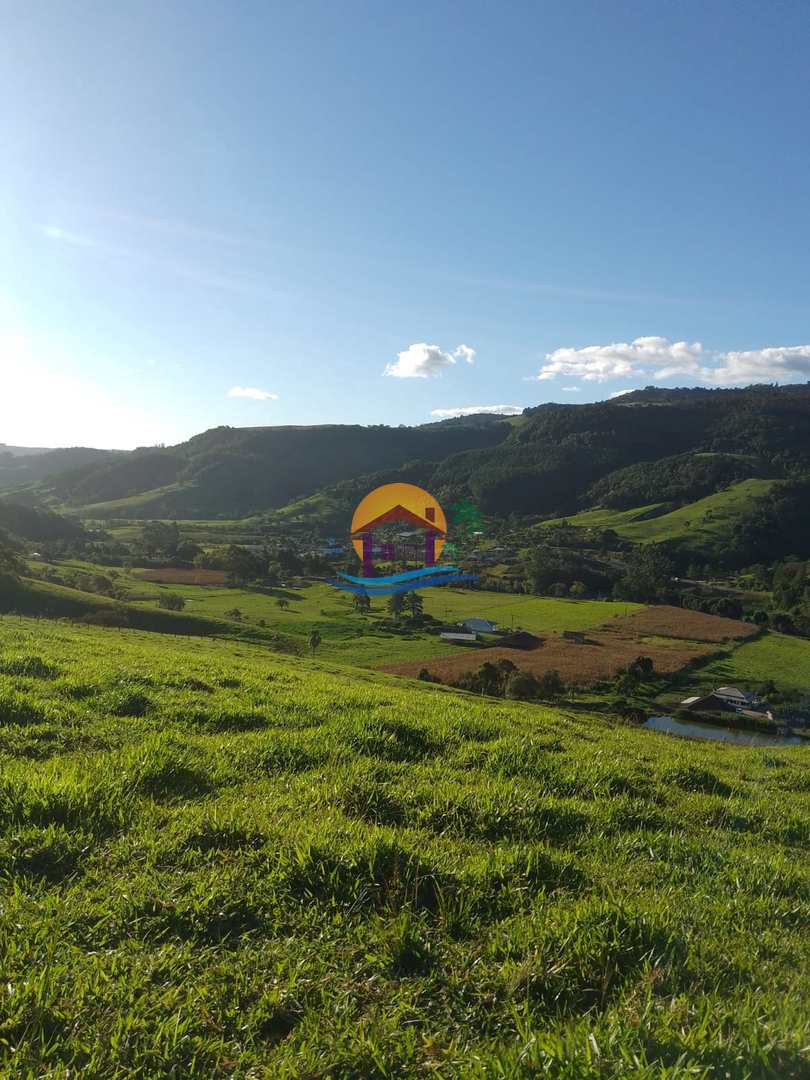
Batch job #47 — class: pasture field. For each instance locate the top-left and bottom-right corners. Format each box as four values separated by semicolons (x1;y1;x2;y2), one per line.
25;561;645;668
126;582;644;667
684;632;810;696
0;615;807;1077
541;479;776;547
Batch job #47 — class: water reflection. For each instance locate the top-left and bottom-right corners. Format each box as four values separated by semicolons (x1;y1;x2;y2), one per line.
644;715;804;747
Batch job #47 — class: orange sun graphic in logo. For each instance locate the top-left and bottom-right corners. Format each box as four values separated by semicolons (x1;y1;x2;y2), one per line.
350;483;447;571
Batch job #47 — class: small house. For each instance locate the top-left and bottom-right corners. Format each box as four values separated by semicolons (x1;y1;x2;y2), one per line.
440;631;478;644
713;686;759;709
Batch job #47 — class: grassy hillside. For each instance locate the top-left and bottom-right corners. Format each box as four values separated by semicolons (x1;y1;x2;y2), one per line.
685;632;810;695
0;617;806;1076
432;384;810;518
542;480;776;549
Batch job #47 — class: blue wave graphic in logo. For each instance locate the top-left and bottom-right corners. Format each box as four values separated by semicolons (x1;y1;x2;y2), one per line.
337;565;461;586
331;572;477;597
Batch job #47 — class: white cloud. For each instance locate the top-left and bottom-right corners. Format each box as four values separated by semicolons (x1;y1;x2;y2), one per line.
430;404;522;418
608;388;638;399
536;336;704;383
708;346;810;384
384;342;476;378
561;386;581;392
534;336;810;387
227;386;279;401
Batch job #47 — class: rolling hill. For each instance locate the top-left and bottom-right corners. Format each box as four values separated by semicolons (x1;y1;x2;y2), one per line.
0;446;120;493
541;479;777;545
0;614;806;1076
22;420;513;519
5;387;810;560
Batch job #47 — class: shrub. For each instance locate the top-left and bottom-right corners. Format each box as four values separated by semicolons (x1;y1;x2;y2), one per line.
537;669;565;699
158;593;185;611
505;671;539;701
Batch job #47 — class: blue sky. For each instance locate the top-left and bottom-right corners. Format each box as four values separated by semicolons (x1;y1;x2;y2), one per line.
2;1;809;448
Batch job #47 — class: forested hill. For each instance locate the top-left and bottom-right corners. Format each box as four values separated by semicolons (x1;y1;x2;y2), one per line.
7;384;810;522
430;383;810;516
0;447;119;492
23;419;512;518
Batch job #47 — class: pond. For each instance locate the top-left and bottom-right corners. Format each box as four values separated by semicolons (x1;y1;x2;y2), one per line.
644;715;805;748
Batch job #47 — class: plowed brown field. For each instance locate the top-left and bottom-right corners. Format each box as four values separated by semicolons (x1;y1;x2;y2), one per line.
381;605;758;686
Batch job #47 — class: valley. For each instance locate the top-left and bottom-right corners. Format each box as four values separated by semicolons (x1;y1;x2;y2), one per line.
1;386;809;1077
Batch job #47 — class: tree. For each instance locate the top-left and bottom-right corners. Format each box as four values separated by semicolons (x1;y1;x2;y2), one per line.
629;655;655;680
0;529;23;582
387;594;405;619
536;669;565;699
569;580;588;598
476;662;503;696
175;540;202;564
614;545;674;603
353;593;371;614
224;545;263;586
308;629;322;652
505;671;539;701
158;592;186;611
405;591;424;618
140;521;179;560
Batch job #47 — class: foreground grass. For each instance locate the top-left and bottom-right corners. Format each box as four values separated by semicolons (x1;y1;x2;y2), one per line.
0;616;807;1077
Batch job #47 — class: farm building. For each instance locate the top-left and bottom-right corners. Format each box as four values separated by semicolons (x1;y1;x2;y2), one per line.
440;631;478;645
460;618;498;634
713;686;761;708
680;694;737;713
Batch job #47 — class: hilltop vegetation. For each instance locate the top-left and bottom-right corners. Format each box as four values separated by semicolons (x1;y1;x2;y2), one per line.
0;446;118;492
432;384;810;518
27;420;512;519
0;616;806;1077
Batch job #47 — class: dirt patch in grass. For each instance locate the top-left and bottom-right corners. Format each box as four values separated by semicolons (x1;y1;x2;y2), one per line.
607;605;757;643
135;568;228;585
380;605;750;687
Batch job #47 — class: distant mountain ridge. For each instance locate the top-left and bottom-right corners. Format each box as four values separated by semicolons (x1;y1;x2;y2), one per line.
6;385;810;525
15;417;513;518
0;447;121;493
431;383;810;517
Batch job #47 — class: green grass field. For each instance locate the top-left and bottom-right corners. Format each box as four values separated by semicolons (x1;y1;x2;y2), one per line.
25;561;644;668
686;633;810;695
119;578;644;665
0;615;807;1077
542;480;776;548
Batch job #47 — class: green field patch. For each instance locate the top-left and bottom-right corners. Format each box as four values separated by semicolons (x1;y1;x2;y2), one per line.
0;615;804;1075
